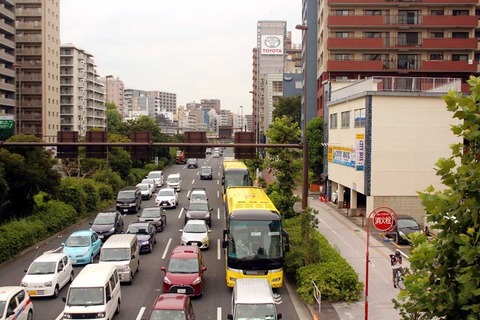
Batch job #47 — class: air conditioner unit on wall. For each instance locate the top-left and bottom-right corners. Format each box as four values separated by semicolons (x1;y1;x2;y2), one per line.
468;59;473;65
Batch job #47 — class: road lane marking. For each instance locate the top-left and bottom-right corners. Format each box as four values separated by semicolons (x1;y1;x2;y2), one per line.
217;208;220;220
178;207;184;220
217;190;220;198
191;179;195;184
217;307;222;320
217;239;221;260
136;307;146;320
186;190;191;198
55;313;63;320
162;238;172;259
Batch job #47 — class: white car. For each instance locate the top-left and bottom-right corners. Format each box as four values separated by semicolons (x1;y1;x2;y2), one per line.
180;220;211;250
141;178;156;193
147;170;164;188
0;286;33;320
136;183;153;200
166;173;182;192
20;251;74;298
155;188;179;208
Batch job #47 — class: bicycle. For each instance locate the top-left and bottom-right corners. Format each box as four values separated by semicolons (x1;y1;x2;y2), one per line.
394;268;405;290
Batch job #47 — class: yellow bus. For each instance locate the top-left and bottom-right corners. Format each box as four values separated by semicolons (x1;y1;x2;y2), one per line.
222;159;252;201
222;186;290;288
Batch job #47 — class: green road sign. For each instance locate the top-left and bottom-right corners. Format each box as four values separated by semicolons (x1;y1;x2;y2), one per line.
0;118;14;140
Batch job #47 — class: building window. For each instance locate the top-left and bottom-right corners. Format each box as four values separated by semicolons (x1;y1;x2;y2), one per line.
430;9;444;16
335;10;351;16
430;32;444;38
364;32;382;38
272;81;282;92
364;54;381;60
335;32;351;38
452;54;468;61
341;111;350;128
365;10;382;16
335;53;351;60
397;32;419;46
398;10;419;24
452;32;469;39
452;10;469;16
430;53;443;60
330;113;338;129
354;108;366;127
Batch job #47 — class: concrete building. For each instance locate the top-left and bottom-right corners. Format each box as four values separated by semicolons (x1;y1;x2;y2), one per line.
101;76;125;117
146;90;177;116
325;76;462;224
0;0;16;117
201;99;220;113
60;44;106;136
16;0;60;142
316;0;479;116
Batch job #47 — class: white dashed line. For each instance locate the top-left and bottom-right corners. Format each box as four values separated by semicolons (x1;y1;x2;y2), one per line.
217;239;222;260
162;238;172;259
217;307;222;320
178;207;184;220
136;307;146;320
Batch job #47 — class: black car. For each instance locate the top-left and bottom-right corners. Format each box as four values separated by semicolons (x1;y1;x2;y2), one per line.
184;201;213;227
199;166;213;180
90;211;124;241
116;186;142;213
390;214;421;244
187;158;198;169
126;221;157;253
137;206;167;232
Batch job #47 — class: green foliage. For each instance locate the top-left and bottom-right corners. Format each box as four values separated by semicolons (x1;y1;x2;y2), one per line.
394;76;480;319
108;147;133;180
34;200;77;234
92;169;123;195
130;167;151;184
76;179;100;213
272;95;301;127
266;182;299;219
306;117;324;184
106;103;127;135
283;216;363;303
58;178;87;216
95;182;114;202
0;219;48;263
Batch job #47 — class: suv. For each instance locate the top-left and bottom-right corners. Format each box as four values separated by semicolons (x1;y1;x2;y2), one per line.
184;200;213;227
155;188;179;208
146;170;164;188
116;186;142;213
138;206;167;232
161;246;207;297
21;251;74;298
166;173;182;192
147;293;195;320
0;287;33;320
89;211;124;241
187;158;198;169
200;166;213;180
188;188;208;202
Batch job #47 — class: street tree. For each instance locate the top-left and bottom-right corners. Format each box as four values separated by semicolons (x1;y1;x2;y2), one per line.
106;103;128;135
394;76;480;320
306;117;324;184
264;115;301;218
272;95;301;127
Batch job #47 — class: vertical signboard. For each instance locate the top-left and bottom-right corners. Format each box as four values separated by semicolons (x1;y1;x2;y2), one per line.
356;134;365;171
260;35;284;55
0;115;14;141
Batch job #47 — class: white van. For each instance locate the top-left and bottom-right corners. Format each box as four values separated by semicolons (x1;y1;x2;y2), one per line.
62;263;121;320
166;173;182;192
99;234;140;284
227;278;282;320
147;170;164;188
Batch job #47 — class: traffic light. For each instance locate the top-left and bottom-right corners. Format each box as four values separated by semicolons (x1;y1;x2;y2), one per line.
184;131;206;159
86;131;107;159
129;131;153;161
234;132;256;159
57;131;78;158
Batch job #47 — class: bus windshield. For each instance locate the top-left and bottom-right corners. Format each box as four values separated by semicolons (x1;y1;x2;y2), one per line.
228;220;282;259
224;172;250;189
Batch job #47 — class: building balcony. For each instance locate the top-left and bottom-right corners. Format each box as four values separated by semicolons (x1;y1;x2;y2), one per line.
19;87;42;94
0;97;15;107
17;74;41;82
0;51;14;63
328;37;385;49
16;22;41;30
328;15;385;27
15;10;42;17
328;14;477;28
422;38;477;49
16;35;42;43
16;0;42;3
422;15;477;27
0;66;14;77
16;48;41;55
15;61;42;69
0;22;14;35
328;0;477;4
328;36;477;50
327;58;477;73
0;82;14;91
0;6;15;20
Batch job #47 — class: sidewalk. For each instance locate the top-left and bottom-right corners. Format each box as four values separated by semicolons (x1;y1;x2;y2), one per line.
262;170;407;320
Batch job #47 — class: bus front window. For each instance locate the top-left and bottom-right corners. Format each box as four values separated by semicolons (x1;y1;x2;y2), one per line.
224;173;250;188
229;220;282;259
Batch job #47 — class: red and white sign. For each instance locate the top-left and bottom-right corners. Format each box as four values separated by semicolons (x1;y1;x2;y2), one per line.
372;210;394;232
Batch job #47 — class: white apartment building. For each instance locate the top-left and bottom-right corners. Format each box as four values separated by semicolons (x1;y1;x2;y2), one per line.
101;76;125;116
60;44;106;136
326;76;462;223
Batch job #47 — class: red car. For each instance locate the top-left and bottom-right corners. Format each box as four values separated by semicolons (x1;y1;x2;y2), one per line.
161;246;207;297
148;293;195;320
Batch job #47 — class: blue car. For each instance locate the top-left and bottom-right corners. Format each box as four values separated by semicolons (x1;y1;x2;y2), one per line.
62;230;102;265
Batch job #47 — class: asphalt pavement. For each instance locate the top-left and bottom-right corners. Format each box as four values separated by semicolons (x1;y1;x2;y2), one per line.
261;170;409;320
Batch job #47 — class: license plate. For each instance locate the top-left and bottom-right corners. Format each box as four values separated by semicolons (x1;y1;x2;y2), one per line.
98;235;104;238
191;242;197;246
28;290;37;296
71;260;77;264
177;288;186;293
123;209;129;212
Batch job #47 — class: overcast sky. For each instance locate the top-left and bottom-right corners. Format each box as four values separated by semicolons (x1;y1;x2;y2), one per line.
60;0;302;115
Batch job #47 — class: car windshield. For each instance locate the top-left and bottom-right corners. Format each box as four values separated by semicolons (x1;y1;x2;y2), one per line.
127;226;149;235
398;219;420;229
149;310;186;320
158;190;174;197
190;193;207;201
148;173;161;179
168;258;199;273
141;209;161;218
28;261;56;275
65;235;90;247
67;287;104;306
201;168;211;173
117;191;134;200
142;179;154;184
167;177;179;183
187;159;197;164
100;248;130;261
184;223;207;233
0;301;5;316
93;215;114;225
188;203;208;211
138;184;149;191
235;303;276;320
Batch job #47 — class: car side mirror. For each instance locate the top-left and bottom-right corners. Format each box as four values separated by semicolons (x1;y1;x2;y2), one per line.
278;313;283;319
89;222;93;225
160;267;166;272
202;266;207;272
24;269;27;272
137;214;140;217
131;254;135;260
222;240;228;248
106;294;111;302
179;229;183;232
62;297;67;302
209;208;213;212
227;315;233;320
208;229;212;233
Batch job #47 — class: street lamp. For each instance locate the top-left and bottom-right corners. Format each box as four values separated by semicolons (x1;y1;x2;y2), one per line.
296;24;309;210
240;105;243;132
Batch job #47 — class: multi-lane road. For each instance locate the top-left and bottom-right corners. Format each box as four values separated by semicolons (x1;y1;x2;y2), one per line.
0;152;303;320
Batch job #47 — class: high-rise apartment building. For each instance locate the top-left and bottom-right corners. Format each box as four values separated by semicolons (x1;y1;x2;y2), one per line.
146;91;177;116
317;0;479;116
201;99;220;113
60;44;106;136
0;0;16;117
16;0;60;142
102;76;125;117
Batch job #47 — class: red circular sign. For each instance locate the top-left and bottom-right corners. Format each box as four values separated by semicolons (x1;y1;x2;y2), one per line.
373;210;394;232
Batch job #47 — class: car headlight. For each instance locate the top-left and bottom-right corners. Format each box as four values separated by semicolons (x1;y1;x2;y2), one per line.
45;281;53;287
163;276;171;284
140;240;149;245
272;277;281;282
399;231;406;237
202;237;208;243
63;314;73;319
205;212;211;218
181;236;187;242
21;282;27;287
192;276;202;285
82;248;89;255
119;264;131;272
109;227;115;233
129;203;136;207
95;313;106;318
186;212;191;218
170;198;175;202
